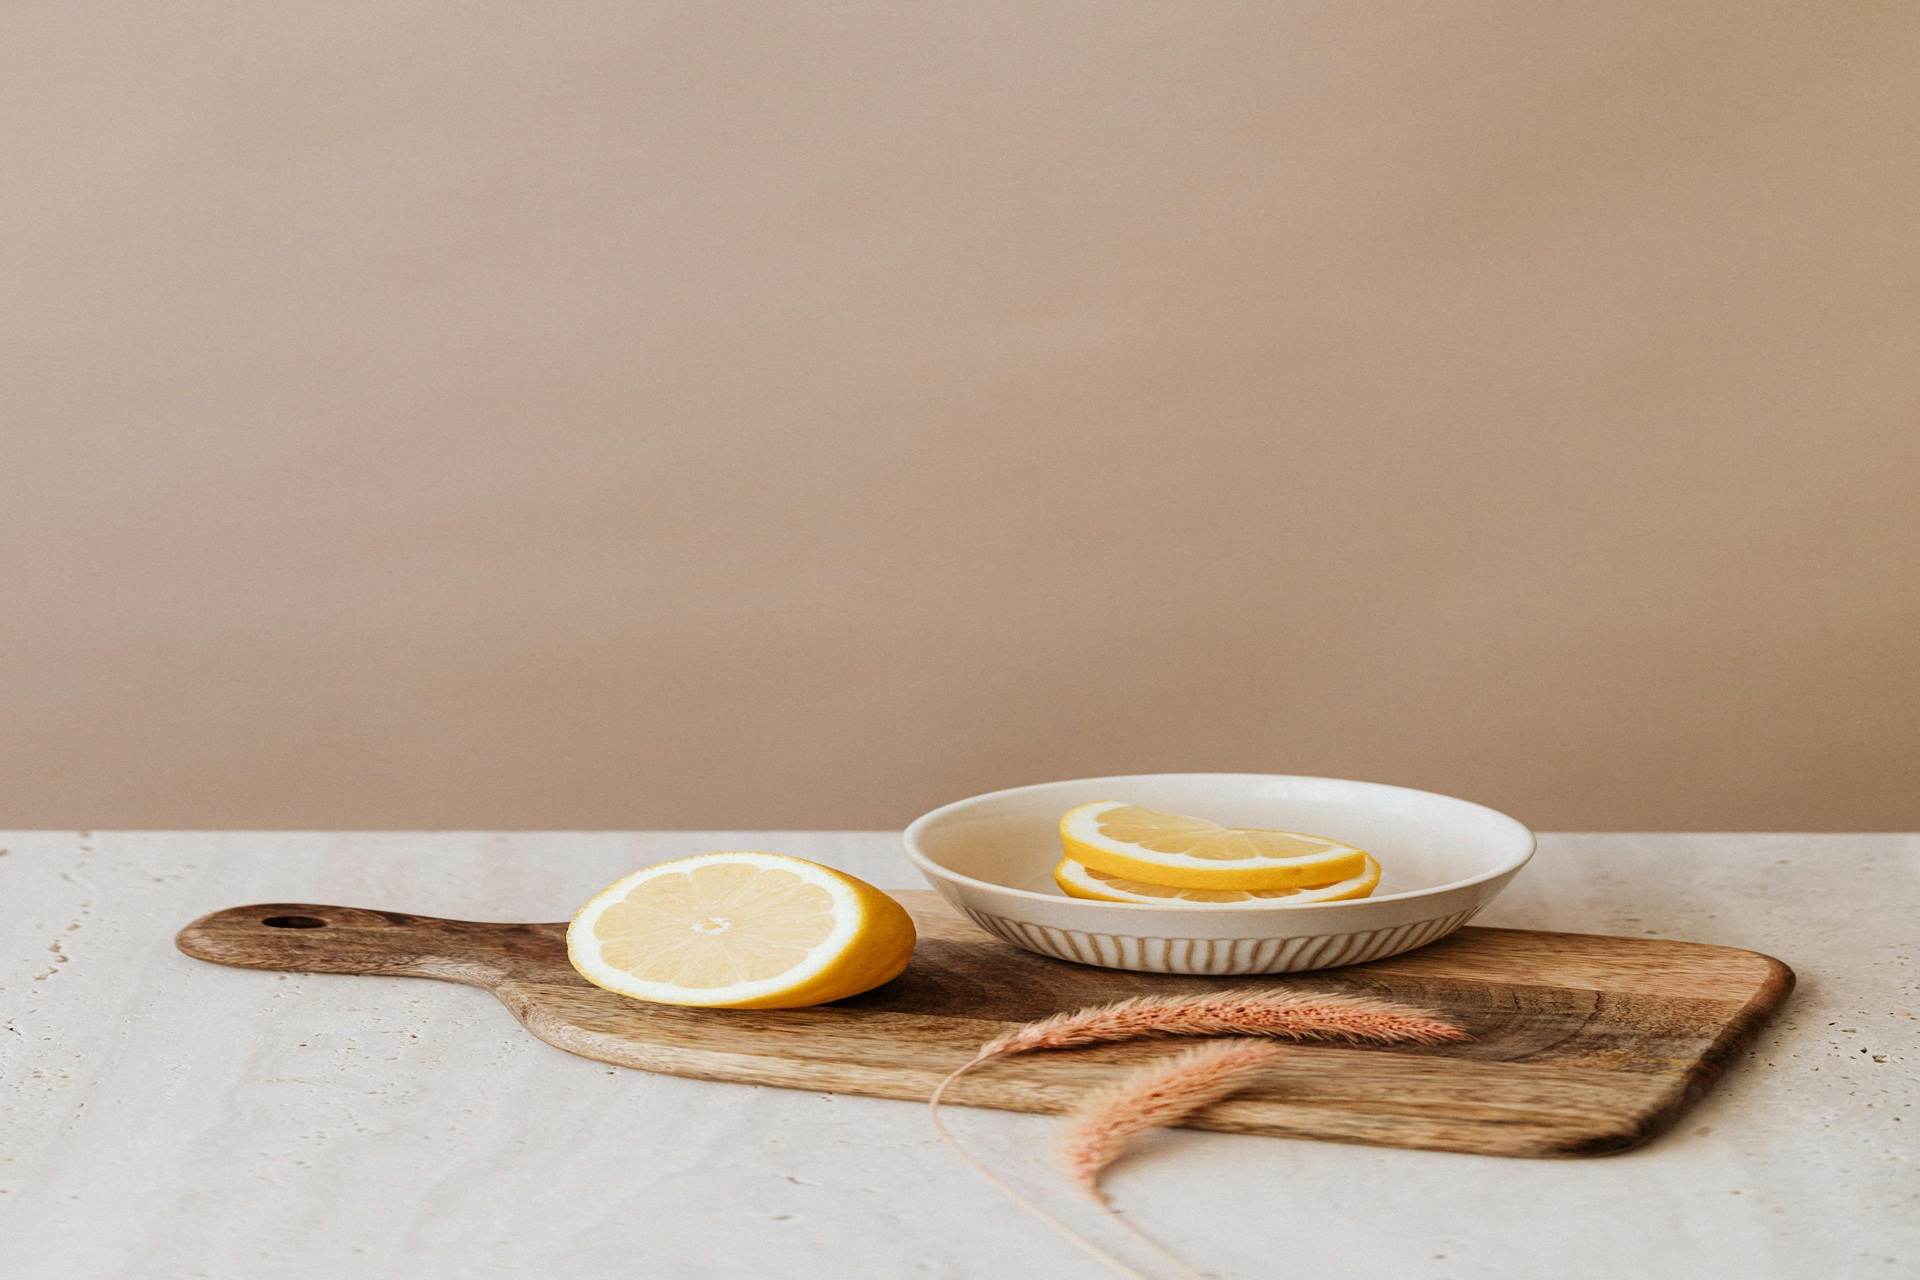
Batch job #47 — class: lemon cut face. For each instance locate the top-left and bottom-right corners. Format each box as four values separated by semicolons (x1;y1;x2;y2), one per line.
1054;854;1380;905
567;852;915;1009
1060;801;1370;890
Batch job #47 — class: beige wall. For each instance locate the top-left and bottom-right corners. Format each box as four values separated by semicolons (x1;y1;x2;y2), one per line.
3;3;1916;832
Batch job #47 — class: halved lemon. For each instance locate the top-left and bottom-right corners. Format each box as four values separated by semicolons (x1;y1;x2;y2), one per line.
1060;801;1370;890
566;852;916;1009
1054;853;1380;905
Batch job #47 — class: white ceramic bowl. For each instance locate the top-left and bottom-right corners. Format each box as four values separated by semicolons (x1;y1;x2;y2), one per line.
904;773;1534;975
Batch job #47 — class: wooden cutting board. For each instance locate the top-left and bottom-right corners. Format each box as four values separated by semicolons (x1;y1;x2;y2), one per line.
175;890;1791;1158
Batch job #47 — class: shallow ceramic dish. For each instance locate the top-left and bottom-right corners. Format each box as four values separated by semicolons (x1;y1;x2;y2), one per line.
903;773;1535;975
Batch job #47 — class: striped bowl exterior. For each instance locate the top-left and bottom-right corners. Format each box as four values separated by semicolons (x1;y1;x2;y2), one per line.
958;905;1482;975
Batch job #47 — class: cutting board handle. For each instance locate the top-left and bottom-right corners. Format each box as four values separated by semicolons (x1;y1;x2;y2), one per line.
175;903;562;988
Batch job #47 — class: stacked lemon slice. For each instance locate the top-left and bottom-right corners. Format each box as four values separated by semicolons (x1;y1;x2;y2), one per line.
1054;801;1381;906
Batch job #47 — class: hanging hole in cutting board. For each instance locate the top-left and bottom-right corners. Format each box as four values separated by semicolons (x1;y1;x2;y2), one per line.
261;915;328;929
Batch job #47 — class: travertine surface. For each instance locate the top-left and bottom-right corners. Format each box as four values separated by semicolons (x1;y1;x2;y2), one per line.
2;832;1913;1279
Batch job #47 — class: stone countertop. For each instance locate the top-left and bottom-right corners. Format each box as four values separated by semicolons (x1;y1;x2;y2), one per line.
2;831;1913;1279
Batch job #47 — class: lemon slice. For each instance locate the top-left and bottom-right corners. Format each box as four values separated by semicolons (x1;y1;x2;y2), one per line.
1060;801;1370;890
566;852;916;1009
1053;853;1381;905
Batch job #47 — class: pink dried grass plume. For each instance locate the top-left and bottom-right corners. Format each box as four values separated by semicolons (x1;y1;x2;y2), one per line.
979;987;1466;1060
926;987;1467;1279
1058;1038;1285;1196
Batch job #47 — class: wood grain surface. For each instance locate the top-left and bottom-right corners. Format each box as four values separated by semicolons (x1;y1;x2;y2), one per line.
175;890;1793;1158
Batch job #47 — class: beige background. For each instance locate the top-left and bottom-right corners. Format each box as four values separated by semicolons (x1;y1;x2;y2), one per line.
2;3;1915;832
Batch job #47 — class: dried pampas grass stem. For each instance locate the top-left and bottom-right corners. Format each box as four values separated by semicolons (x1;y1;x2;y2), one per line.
1061;1039;1290;1279
982;987;1466;1059
926;987;1466;1278
1060;1038;1285;1195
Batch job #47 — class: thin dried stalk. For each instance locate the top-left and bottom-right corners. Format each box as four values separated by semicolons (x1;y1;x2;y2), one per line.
923;1103;1157;1280
1059;1038;1286;1195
